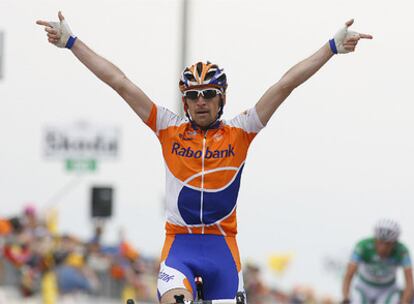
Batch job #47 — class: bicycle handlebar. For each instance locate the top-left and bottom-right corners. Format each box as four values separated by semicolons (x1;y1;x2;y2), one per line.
126;276;245;304
127;299;238;304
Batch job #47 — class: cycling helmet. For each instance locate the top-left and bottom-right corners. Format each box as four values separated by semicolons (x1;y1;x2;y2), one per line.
374;219;401;242
179;61;228;93
179;61;228;123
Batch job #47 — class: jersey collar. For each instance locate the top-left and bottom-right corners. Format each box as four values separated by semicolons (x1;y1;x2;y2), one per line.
190;120;222;131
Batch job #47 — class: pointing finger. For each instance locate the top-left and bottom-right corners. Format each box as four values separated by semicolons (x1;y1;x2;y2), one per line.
36;20;52;27
359;33;373;39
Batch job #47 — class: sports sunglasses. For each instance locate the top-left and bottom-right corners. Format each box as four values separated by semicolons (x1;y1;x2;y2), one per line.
183;88;222;100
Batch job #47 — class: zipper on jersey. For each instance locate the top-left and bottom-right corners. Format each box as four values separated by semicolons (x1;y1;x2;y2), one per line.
200;130;208;234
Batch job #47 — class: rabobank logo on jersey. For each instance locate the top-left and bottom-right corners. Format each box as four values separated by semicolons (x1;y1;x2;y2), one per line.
171;142;235;159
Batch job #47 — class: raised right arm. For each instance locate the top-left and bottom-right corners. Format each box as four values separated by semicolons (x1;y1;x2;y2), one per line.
70;39;153;121
36;12;153;122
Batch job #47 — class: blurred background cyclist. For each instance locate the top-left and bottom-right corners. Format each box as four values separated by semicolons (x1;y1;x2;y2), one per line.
342;219;413;304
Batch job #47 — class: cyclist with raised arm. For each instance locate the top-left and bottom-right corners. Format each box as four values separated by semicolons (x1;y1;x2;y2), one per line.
342;219;413;304
36;12;372;303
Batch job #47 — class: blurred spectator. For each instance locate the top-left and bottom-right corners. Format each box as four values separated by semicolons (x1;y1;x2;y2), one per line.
290;285;316;304
0;218;12;236
56;263;92;294
244;262;289;303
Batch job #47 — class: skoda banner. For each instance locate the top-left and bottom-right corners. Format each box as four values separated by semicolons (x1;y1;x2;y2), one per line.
43;121;120;172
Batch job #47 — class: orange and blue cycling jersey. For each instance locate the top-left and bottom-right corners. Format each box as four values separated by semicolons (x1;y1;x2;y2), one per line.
145;103;264;299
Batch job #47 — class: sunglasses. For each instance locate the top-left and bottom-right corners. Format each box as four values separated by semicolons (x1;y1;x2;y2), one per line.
183;88;222;100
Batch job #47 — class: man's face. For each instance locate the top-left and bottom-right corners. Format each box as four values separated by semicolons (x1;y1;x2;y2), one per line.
183;88;225;129
375;239;396;258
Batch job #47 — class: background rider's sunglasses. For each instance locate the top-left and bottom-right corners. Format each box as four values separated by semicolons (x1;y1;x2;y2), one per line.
183;88;222;100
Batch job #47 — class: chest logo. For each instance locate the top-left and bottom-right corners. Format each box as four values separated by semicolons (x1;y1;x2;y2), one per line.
171;142;235;159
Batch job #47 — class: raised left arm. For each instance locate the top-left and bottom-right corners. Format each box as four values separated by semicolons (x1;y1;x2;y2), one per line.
255;19;372;126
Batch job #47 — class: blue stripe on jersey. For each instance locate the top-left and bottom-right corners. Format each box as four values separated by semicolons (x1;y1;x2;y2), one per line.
178;166;244;225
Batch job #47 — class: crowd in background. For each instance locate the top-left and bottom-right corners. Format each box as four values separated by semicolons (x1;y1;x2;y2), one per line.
0;206;335;303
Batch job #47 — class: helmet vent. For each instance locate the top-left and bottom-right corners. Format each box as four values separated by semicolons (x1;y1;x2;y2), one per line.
217;74;226;84
184;71;196;82
196;62;203;78
205;70;216;80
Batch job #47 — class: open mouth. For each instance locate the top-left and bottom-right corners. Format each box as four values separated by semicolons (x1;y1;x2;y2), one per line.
196;110;209;115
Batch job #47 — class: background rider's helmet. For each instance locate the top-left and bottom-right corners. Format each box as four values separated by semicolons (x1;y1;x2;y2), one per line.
179;61;228;93
374;218;401;242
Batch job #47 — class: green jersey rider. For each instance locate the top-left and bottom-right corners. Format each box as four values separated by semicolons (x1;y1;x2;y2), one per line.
342;219;413;304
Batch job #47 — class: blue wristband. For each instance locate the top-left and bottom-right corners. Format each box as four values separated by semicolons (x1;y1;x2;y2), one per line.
329;38;338;54
65;36;78;49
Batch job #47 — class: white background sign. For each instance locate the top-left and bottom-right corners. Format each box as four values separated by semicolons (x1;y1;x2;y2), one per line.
43;121;120;160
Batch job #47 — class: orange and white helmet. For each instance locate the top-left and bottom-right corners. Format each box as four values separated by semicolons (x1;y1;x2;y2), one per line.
179;61;228;93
